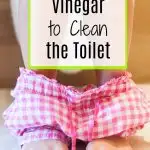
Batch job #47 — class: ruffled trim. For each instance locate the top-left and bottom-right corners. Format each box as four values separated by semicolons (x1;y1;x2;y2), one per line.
11;68;136;104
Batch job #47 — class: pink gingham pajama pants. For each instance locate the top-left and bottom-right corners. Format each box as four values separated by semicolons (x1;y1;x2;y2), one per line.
3;68;150;150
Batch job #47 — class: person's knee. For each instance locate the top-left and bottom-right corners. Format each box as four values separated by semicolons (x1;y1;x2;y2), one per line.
34;70;57;79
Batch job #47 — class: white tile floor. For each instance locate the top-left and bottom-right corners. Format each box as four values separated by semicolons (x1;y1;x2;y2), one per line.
0;85;150;150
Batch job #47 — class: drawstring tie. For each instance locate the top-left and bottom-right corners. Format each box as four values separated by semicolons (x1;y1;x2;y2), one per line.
71;128;77;150
88;101;99;141
68;101;99;150
68;84;100;150
68;103;77;150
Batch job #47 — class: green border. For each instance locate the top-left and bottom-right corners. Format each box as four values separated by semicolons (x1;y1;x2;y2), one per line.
28;0;128;70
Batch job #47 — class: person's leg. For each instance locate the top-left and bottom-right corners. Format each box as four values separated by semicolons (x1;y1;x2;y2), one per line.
86;136;132;150
96;0;135;85
88;1;135;149
22;140;68;150
10;0;57;79
10;1;68;150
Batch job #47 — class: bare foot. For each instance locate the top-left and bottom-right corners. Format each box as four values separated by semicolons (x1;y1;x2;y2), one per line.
86;136;132;150
22;140;68;150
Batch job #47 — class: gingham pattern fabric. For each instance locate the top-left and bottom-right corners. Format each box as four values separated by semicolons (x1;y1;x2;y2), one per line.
3;68;150;150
